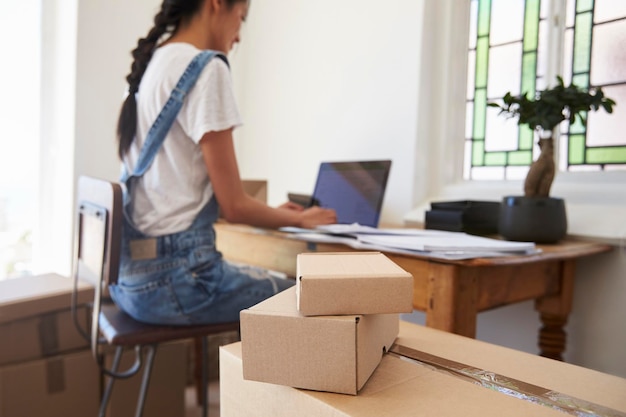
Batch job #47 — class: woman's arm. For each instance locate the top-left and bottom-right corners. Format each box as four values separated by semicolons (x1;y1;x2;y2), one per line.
200;129;337;229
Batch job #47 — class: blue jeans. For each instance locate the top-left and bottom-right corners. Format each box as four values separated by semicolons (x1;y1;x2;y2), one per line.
109;198;294;325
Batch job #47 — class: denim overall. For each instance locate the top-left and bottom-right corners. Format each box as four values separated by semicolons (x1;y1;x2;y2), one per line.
109;51;293;325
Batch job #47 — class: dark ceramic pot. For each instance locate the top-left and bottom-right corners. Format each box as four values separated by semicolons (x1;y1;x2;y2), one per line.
499;196;567;243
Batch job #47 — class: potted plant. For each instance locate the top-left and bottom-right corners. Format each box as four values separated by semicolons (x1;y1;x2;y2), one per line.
488;76;615;243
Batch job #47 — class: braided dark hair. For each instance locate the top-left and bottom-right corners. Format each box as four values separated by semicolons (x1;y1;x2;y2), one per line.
116;0;245;159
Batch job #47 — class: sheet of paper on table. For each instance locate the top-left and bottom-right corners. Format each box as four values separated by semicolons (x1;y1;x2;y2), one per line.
279;223;539;260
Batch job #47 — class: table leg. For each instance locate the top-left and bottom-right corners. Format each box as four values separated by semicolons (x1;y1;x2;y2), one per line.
535;260;575;361
426;263;478;338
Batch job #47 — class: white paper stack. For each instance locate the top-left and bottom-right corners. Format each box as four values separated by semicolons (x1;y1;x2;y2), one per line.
280;224;538;260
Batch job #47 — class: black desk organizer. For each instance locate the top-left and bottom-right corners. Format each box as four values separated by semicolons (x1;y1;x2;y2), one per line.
425;200;501;235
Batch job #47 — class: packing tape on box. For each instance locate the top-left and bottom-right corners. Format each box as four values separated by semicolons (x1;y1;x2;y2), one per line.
39;313;60;356
389;344;626;417
46;357;66;394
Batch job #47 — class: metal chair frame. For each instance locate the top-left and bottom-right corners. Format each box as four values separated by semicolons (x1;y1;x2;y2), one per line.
71;175;238;417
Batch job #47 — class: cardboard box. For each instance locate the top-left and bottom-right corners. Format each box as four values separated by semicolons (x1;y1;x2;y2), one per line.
221;180;267;219
240;287;398;395
242;180;267;203
0;349;99;417
296;252;413;316
105;340;187;417
222;320;626;417
0;273;94;365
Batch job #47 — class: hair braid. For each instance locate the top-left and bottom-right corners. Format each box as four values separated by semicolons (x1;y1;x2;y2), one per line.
116;0;245;159
116;3;192;159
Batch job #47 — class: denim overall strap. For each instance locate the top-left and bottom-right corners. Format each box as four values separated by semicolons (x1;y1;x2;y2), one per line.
120;50;228;199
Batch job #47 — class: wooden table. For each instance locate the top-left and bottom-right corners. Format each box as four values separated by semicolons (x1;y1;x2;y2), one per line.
215;223;612;360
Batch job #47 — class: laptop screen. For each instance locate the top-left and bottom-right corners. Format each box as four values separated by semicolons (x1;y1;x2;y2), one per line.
311;160;391;227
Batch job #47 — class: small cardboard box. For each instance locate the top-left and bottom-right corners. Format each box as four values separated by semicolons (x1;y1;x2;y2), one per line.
242;179;267;203
0;273;94;365
240;287;398;395
0;349;99;417
221;180;267;219
105;340;188;417
296;252;413;316
222;320;626;417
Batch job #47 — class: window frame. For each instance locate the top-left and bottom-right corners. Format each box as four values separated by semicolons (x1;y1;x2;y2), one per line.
405;0;626;243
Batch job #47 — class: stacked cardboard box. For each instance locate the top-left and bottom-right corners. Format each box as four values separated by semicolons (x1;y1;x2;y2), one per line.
0;274;99;416
230;252;626;415
240;252;414;395
223;321;626;416
0;274;94;365
295;252;414;316
0;274;187;417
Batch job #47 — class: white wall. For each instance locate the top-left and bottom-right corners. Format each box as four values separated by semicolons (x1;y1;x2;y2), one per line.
74;0;161;182
37;0;160;275
45;0;625;379
229;0;423;225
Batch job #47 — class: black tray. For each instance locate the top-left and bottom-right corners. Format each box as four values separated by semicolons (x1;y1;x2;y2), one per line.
425;200;501;235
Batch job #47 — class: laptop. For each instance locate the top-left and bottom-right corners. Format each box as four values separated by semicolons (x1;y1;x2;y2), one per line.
290;160;392;228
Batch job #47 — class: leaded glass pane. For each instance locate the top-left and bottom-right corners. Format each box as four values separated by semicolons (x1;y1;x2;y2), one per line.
569;135;585;164
591;19;626;85
473;140;485;166
485;152;507;166
477;0;492;37
594;0;626;23
487;43;523;98
521;52;537;94
566;0;576;27
569;165;601;172
569;117;585;135
519;125;534;150
472;166;505;179
572;73;589;88
576;0;593;13
587;85;626;146
509;150;533;165
505;166;530;180
469;0;479;49
606;164;626;171
540;0;550;18
464;141;473;178
536;19;549;89
587;147;626;164
491;0;525;45
485;107;518;151
573;12;592;74
523;0;541;51
466;102;474;138
475;37;490;88
467;51;476;99
473;89;487;139
562;28;574;85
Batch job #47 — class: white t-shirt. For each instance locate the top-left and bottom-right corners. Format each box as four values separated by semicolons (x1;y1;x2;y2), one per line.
123;43;242;236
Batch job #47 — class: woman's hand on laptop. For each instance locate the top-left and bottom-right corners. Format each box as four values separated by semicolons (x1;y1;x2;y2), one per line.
298;206;337;229
277;201;305;212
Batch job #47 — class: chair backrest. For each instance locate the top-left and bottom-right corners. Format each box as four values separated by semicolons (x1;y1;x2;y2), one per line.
74;175;123;358
75;175;122;287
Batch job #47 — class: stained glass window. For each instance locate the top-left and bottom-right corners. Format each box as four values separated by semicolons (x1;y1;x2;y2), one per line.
465;0;626;180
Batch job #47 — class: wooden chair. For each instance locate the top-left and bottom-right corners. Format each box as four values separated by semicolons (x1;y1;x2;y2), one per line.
71;175;239;417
